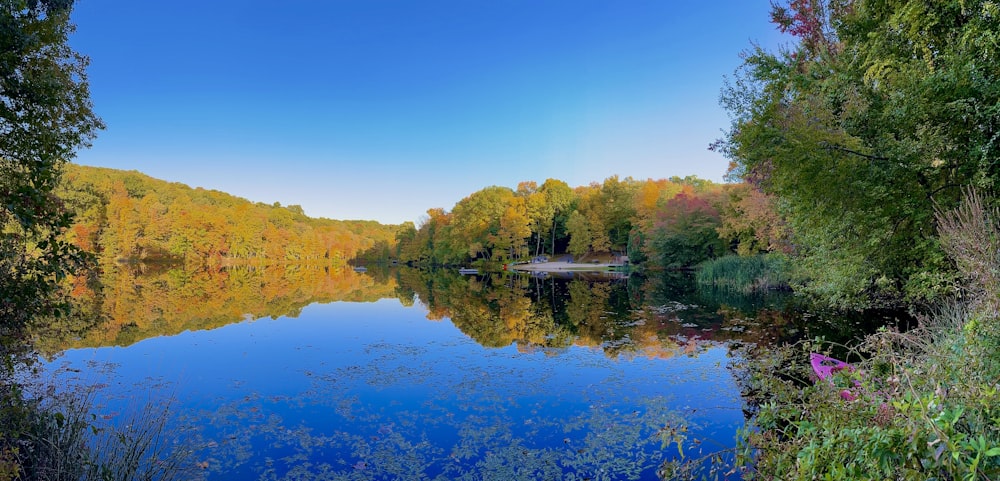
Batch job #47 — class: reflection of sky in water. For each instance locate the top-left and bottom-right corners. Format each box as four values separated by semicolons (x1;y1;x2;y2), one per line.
47;298;744;480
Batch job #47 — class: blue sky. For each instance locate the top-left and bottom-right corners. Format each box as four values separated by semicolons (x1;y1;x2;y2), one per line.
70;1;787;224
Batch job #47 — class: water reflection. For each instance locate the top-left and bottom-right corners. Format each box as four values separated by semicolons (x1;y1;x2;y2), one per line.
40;265;879;360
34;264;400;355
37;265;898;480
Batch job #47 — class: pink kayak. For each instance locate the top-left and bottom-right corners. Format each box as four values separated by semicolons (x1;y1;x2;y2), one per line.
810;353;858;401
810;353;852;380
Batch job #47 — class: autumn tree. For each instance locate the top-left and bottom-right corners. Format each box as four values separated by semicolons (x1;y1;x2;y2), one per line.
633;178;682;225
573;184;610;255
518;181;554;256
717;183;789;256
104;181;142;261
450;186;517;261
598;175;638;251
644;193;725;269
59;165;402;267
491;197;531;261
539;179;575;255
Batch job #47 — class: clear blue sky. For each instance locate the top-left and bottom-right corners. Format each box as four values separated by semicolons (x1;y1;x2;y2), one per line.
69;0;787;225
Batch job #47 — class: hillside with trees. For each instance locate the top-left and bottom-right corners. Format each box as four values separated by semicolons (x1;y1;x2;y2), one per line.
57;165;405;266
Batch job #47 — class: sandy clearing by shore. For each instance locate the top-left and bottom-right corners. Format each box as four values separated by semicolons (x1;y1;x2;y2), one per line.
509;261;620;271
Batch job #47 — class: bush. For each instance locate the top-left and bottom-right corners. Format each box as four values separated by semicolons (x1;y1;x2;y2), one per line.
734;189;1000;479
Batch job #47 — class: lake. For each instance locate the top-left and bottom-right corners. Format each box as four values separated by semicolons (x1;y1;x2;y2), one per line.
38;265;886;480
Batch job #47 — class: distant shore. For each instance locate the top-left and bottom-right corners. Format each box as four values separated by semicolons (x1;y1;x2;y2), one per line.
509;260;622;272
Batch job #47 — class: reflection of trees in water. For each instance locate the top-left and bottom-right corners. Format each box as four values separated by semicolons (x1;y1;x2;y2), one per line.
34;265;399;355
393;268;809;359
398;269;784;357
36;265;893;360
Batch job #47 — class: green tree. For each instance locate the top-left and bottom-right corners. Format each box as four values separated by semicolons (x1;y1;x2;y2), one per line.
599;175;637;251
1;0;103;330
518;181;555;256
450;186;515;260
539;179;574;255
717;0;1000;306
566;210;591;258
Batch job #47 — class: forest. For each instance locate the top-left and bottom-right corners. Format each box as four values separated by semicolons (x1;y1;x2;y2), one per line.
58;163;790;284
57;165;404;266
359;175;787;273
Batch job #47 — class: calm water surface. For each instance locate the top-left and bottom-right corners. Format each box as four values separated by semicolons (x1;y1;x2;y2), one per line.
40;266;877;480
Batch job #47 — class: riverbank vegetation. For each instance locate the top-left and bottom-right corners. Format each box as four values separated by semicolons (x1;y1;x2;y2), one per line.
714;0;1000;478
717;0;1000;309
0;2;211;478
695;254;794;294
6;0;1000;478
734;190;1000;480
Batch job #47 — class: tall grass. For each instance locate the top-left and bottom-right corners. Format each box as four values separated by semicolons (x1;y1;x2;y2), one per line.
696;254;793;294
0;380;200;481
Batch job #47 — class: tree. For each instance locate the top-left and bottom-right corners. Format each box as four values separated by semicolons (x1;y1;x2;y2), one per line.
104;181;142;261
518;181;555;256
717;183;789;256
539;179;574;255
644;193;724;269
566;210;591;258
450;186;515;260
491;197;531;261
598;175;637;250
717;0;1000;306
1;0;103;330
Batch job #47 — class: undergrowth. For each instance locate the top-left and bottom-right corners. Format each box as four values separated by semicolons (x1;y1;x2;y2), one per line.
0;367;200;481
728;189;1000;480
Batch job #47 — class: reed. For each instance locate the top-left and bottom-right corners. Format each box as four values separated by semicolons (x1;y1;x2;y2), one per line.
695;254;792;294
0;382;199;481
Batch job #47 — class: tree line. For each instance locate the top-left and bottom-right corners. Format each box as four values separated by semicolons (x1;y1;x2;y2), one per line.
358;175;788;270
57;165;405;266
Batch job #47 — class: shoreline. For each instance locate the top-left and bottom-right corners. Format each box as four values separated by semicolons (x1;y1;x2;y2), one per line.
508;261;623;272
